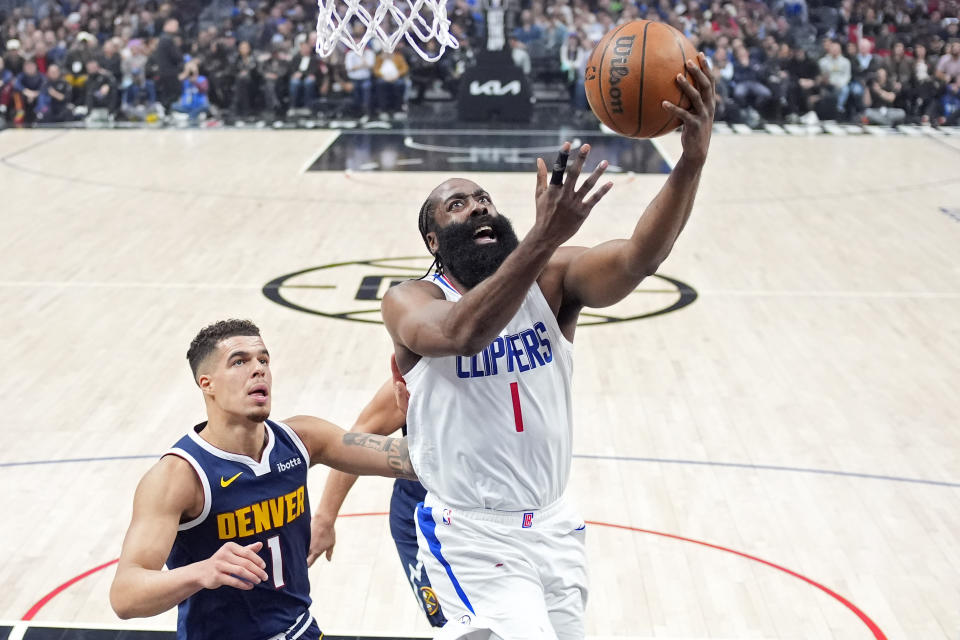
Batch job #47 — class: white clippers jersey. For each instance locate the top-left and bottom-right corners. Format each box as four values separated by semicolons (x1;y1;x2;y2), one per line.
404;273;574;511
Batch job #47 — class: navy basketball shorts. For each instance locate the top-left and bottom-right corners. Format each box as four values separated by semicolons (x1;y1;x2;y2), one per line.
390;481;448;627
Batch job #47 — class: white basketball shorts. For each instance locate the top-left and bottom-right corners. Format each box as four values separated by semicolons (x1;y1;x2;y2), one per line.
414;492;588;640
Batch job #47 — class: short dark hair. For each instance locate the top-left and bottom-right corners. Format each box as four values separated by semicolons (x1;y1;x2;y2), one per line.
186;319;261;381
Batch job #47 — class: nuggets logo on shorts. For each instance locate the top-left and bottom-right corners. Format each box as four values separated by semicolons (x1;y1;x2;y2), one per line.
442;508;452;525
420;586;440;615
522;512;534;528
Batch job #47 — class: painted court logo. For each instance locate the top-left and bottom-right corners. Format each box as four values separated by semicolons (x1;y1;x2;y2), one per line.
263;257;696;326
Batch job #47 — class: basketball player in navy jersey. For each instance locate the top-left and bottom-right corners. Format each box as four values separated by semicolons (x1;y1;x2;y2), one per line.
110;319;417;640
381;58;714;638
309;359;446;627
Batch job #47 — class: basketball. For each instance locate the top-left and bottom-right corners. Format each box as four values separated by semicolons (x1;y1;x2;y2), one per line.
584;20;701;138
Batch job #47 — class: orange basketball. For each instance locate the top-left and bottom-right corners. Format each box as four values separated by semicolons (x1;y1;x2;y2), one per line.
584;20;701;138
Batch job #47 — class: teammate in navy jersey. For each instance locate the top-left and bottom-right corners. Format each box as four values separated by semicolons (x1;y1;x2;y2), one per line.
310;360;446;627
381;59;714;638
110;319;417;640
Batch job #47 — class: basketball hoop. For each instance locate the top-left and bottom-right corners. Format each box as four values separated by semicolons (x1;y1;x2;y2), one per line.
315;0;459;62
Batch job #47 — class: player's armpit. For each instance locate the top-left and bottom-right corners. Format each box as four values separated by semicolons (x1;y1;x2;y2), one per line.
381;280;472;360
552;242;650;309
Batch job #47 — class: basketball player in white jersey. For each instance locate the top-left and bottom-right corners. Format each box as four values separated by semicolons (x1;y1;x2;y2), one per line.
381;57;715;638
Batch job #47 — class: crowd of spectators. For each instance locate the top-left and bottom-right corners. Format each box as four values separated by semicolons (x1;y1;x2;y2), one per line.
1;0;958;128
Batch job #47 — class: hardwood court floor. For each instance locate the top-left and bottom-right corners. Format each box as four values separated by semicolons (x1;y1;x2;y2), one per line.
0;128;958;640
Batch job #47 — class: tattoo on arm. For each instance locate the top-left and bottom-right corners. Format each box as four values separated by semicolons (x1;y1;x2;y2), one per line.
343;432;392;451
342;433;417;480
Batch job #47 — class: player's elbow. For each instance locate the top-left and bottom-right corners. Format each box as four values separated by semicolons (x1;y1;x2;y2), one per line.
448;329;490;357
109;585;135;620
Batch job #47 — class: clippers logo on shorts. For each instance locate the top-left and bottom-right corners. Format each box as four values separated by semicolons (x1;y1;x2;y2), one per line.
277;456;302;472
442;508;452;525
522;512;534;528
459;615;472;624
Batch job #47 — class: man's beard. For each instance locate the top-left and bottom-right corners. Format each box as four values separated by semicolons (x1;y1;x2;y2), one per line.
435;214;520;290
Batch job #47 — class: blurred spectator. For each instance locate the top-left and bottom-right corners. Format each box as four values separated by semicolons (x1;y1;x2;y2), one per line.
288;40;321;114
155;18;182;108
819;39;852;119
935;39;960;86
345;40;375;120
14;59;44;125
64;32;95;102
933;39;960;124
846;38;880;118
886;42;913;108
3;38;24;75
864;67;906;125
37;64;72;123
0;57;12;122
732;47;773;113
560;32;590;111
260;45;287;117
173;58;210;122
512;10;543;46
230;40;261;118
785;47;821;119
32;43;51;74
84;58;117;117
122;66;158;121
509;37;532;77
374;45;410;120
122;39;149;88
99;39;122;81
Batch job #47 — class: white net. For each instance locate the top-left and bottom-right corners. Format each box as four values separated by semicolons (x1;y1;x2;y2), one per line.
315;0;460;62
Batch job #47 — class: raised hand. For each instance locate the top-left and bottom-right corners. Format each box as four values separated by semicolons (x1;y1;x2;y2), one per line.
197;541;269;590
534;142;614;246
307;515;336;566
662;52;715;166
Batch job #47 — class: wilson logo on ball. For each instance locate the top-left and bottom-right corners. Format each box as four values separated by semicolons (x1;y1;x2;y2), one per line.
607;35;636;114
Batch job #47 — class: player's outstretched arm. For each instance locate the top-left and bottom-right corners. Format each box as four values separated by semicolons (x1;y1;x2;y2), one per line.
382;142;612;362
110;457;268;618
286;415;416;481
308;377;406;566
559;54;715;309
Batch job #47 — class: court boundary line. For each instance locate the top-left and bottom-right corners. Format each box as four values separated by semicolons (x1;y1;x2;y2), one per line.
2;130;958;206
299;131;341;174
1;280;958;300
2;452;957;488
17;515;887;640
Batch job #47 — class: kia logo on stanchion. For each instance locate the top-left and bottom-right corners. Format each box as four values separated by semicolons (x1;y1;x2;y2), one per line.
469;80;522;96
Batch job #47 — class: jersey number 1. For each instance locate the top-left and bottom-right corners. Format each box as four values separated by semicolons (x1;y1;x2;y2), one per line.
510;382;524;433
267;535;285;588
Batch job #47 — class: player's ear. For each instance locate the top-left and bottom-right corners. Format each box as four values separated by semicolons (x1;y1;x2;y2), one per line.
197;373;214;396
426;231;439;255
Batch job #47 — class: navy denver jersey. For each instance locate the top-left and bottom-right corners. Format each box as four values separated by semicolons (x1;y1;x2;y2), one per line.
165;420;318;640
